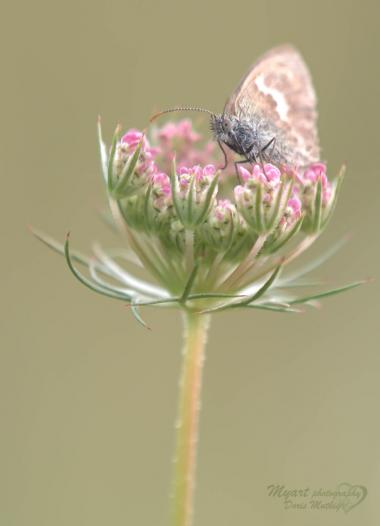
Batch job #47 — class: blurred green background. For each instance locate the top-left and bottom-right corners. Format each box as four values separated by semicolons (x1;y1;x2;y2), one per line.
1;0;379;524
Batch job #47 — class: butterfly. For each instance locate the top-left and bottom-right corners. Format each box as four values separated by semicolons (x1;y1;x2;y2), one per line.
151;45;320;172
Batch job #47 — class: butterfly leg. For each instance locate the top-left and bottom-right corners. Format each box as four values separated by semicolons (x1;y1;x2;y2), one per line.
257;138;276;178
260;136;276;157
217;141;229;170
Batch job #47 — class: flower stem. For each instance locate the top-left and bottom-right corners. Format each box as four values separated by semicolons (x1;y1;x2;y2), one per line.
171;311;211;526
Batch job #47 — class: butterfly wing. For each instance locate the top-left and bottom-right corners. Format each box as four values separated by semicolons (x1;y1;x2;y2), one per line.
224;45;320;166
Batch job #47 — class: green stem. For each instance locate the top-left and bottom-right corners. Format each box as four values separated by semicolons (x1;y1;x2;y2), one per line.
171;311;211;526
185;229;194;274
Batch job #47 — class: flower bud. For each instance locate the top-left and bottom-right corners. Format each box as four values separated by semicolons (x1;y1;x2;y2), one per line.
296;163;341;234
170;164;219;228
234;163;294;234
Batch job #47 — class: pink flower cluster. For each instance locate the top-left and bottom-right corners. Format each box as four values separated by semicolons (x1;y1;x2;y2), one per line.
116;119;232;189
114;122;336;239
235;163;302;228
158;119;200;143
214;199;235;221
119;129;159;177
238;163;282;187
235;161;333;229
153;119;216;172
177;164;217;195
151;172;171;197
295;162;333;205
115;122;217;192
211;199;236;227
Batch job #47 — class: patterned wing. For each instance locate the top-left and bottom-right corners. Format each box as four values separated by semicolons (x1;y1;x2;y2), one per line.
224;45;320;166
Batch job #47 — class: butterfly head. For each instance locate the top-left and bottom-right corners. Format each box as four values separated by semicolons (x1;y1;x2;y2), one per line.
210;113;237;143
211;113;257;159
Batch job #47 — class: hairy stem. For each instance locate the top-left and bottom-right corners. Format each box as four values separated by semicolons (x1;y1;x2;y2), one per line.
171;311;211;526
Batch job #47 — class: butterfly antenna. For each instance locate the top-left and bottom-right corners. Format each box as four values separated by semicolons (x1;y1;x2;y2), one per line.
149;107;214;123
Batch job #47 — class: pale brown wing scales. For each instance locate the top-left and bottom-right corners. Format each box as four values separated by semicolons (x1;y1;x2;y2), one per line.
224;45;320;166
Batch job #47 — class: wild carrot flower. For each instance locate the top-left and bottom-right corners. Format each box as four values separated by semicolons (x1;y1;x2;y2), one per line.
32;117;365;526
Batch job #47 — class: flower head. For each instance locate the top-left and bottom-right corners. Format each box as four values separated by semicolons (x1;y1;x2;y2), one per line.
33;117;365;326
